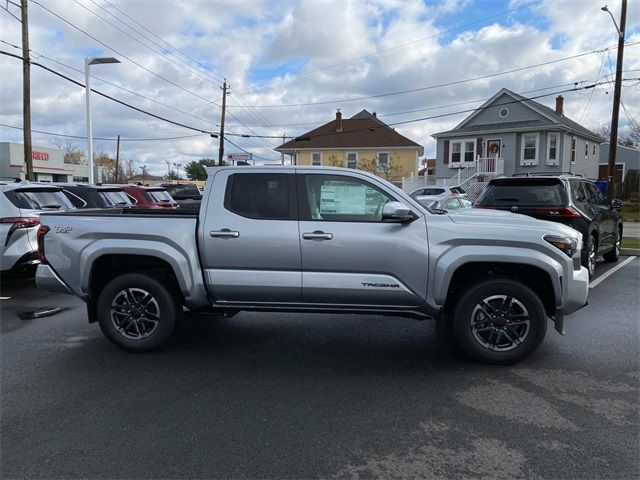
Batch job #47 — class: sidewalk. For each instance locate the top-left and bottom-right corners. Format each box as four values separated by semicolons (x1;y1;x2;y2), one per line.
623;222;640;239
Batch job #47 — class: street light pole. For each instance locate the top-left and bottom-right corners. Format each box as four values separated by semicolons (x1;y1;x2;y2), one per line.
85;57;120;184
602;1;627;202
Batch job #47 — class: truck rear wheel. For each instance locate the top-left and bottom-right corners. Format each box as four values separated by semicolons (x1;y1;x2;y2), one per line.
96;273;178;352
452;279;547;365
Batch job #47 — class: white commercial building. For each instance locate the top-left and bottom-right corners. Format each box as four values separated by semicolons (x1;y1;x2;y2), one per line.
0;142;101;183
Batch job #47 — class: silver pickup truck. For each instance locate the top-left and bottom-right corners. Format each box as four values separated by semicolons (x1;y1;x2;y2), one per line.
35;166;589;364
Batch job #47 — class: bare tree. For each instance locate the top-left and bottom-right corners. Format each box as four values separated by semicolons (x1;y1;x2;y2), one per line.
592;123;636;147
51;137;85;165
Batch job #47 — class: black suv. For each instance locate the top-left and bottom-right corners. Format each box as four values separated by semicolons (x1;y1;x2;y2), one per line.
59;184;133;209
474;174;623;277
157;183;202;209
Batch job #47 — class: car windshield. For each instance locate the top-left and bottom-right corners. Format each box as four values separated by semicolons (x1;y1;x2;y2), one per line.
478;182;565;206
98;190;132;206
165;184;201;197
5;189;75;210
144;190;174;203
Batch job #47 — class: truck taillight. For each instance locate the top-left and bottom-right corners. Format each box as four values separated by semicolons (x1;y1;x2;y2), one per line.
0;216;39;229
36;225;50;264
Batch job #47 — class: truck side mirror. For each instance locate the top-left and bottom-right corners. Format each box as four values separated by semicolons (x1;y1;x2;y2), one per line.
382;202;416;223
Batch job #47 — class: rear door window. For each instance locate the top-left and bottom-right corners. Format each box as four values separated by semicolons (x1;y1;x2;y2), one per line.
224;173;294;220
583;182;604;205
5;189;75;210
98;190;132;207
570;180;587;203
478;181;565;205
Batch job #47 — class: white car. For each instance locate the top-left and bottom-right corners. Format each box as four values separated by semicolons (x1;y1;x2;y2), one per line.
0;180;74;273
409;186;466;201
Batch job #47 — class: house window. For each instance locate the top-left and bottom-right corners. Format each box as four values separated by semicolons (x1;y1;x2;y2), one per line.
346;152;357;169
521;133;539;165
547;133;559;165
311;152;322;166
593;144;597;156
585;141;589;157
571;137;576;164
377;152;389;171
449;140;475;164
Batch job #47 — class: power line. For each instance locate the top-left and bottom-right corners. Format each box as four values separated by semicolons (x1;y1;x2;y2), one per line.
0;3;21;22
74;0;222;88
282;78;640;143
101;0;226;83
0;49;216;134
30;0;219;106
0;123;207;142
228;42;640;108
234;0;543;94
224;136;281;163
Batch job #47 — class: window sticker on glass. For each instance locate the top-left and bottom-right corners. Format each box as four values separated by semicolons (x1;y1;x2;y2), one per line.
319;184;367;214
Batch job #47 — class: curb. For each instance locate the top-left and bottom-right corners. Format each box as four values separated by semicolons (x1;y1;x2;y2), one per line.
620;248;640;256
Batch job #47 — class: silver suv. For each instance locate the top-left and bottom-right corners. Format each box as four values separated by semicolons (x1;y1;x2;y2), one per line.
0;180;74;273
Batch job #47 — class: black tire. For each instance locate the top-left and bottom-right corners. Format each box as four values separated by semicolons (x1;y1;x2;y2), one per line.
97;273;178;352
603;226;622;263
452;279;547;365
582;234;597;278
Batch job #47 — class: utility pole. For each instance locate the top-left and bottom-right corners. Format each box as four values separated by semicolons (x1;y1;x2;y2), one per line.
21;0;33;181
140;165;147;184
218;79;228;166
604;0;627;202
281;132;285;165
114;134;121;183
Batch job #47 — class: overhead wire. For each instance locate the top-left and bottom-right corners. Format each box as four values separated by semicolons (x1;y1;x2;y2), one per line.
30;0;219;106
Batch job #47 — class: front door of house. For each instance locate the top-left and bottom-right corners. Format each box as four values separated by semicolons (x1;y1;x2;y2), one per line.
486;139;501;158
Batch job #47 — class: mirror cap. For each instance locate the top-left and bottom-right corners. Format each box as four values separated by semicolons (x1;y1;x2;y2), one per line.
382;201;416;223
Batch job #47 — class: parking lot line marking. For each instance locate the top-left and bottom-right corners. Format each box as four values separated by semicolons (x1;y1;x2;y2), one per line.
589;256;637;289
0;297;10;300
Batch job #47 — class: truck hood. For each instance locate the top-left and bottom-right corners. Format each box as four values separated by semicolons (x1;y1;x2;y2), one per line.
448;208;580;239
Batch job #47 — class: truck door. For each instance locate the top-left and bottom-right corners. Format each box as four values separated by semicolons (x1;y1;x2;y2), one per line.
200;169;301;303
297;172;428;307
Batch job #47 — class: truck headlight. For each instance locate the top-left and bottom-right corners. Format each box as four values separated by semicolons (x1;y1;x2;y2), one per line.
544;235;578;258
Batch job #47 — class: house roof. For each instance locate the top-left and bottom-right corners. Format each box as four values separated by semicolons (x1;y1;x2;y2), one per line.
432;88;604;142
275;110;423;152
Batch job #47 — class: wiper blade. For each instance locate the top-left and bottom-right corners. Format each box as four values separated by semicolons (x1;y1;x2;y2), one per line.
41;204;62;209
494;198;519;202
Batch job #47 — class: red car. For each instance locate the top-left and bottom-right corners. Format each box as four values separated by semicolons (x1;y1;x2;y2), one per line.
122;185;179;209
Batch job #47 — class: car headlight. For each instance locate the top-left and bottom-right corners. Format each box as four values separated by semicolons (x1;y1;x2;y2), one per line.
544;234;578;258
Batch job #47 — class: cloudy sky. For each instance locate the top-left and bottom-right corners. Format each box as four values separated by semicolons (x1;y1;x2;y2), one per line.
1;0;639;176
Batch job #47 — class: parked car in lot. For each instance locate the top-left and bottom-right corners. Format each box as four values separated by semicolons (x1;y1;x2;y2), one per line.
35;166;589;364
410;186;466;201
122;185;179;209
417;196;473;212
1;180;74;273
474;174;623;277
157;183;202;209
59;184;133;209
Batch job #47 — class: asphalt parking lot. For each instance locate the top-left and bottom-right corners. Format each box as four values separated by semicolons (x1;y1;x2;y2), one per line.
1;258;639;479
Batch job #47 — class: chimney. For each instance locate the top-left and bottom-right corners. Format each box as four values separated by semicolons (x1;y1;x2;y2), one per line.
555;95;564;116
336;109;342;132
372;111;377;118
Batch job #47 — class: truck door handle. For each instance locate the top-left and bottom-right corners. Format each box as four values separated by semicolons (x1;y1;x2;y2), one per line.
210;229;240;238
302;231;333;240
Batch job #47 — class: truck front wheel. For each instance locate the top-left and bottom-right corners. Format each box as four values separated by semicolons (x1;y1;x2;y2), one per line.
96;273;178;352
452;279;547;365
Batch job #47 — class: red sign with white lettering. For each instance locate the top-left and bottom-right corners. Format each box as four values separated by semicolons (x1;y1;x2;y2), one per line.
32;151;49;161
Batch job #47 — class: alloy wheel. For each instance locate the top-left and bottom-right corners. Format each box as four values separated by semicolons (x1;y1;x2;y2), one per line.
588;238;596;276
110;288;160;340
470;295;530;352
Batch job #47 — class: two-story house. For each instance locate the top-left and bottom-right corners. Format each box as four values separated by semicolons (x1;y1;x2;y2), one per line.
275;110;423;182
431;88;604;189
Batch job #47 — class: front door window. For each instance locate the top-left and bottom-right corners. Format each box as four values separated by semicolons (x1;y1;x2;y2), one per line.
487;140;501;158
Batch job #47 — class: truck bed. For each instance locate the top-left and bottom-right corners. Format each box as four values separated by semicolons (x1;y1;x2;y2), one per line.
45;207;199;217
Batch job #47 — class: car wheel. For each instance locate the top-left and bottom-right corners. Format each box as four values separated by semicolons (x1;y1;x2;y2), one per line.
452;279;547;365
583;234;597;278
603;226;621;263
97;273;178;352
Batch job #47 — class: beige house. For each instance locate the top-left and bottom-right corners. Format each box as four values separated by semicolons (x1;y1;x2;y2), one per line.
275;110;423;182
